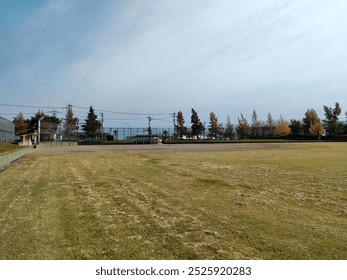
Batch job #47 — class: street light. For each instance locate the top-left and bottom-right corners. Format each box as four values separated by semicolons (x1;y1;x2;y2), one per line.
38;116;44;144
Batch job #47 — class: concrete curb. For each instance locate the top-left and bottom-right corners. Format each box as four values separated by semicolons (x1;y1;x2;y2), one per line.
0;147;31;170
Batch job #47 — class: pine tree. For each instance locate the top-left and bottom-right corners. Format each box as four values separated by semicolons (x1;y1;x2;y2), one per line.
191;108;204;139
289;119;302;139
27;110;45;132
64;104;79;141
175;111;188;140
82;106;101;140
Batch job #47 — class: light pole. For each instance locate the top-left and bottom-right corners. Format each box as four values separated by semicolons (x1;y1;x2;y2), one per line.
38;116;44;144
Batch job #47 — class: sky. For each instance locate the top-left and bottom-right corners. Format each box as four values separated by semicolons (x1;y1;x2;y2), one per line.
1;0;346;128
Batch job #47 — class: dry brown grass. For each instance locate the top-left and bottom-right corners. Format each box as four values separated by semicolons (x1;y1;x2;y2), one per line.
0;143;346;259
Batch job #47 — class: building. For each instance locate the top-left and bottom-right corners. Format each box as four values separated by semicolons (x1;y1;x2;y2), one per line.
128;134;160;144
0;116;15;142
18;131;38;146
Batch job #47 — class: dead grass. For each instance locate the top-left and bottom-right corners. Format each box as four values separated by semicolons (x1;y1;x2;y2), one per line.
0;143;346;259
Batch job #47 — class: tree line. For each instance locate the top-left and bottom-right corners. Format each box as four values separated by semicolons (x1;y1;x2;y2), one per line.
12;102;346;141
175;102;346;140
12;105;102;140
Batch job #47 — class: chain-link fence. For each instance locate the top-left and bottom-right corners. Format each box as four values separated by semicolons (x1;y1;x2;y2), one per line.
38;120;175;143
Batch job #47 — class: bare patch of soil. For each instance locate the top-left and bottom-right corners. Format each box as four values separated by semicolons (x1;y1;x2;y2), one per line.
32;143;286;155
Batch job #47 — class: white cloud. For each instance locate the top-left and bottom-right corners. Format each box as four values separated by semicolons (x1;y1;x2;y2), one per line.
1;0;347;125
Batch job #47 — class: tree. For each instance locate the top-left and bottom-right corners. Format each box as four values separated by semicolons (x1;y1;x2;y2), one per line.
323;102;342;137
27;110;45;132
251;109;261;138
303;109;321;137
208;112;223;139
41;114;61;141
191;108;204;139
82;106;101;139
224;115;234;140
63;104;79;141
289;119;302;139
237;113;250;139
266;113;275;138
13;112;27;135
309;121;324;140
162;130;169;141
175;111;188;140
276;115;291;138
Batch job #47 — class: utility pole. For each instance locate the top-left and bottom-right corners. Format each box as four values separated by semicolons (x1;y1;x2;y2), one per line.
173;112;176;140
100;112;104;139
148;116;152;144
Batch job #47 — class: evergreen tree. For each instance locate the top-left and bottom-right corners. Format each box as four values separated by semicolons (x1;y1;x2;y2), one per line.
323;102;341;137
27;110;45;132
64;104;79;141
82;106;101;139
40;114;61;141
289;119;302;139
224;115;234;140
13;112;27;135
191;108;204;139
175;111;188;139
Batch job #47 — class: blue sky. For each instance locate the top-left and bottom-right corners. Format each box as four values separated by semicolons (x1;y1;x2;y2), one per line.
1;0;346;128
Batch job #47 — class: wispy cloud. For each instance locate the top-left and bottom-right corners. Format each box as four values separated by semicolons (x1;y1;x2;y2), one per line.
1;0;347;124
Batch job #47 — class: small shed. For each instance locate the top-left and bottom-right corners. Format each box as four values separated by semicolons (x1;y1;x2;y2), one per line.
18;131;38;146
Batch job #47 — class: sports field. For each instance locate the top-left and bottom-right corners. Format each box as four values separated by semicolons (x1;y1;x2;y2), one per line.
0;143;346;259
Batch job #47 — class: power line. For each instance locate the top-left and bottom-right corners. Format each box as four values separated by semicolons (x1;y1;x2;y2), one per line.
103;117;147;121
0;103;66;109
72;105;171;116
1;103;174;120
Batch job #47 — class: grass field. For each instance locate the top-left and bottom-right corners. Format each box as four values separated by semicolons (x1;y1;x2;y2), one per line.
0;142;24;155
0;143;346;259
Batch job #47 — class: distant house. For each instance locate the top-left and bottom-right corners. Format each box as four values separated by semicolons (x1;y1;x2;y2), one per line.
0;116;15;142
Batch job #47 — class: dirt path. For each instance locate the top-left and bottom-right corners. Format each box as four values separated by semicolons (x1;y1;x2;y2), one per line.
32;143;287;155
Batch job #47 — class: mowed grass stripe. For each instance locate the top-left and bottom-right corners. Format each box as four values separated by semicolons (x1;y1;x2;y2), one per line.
0;143;346;259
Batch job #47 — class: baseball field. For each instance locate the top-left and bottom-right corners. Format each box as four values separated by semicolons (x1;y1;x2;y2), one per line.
0;143;346;259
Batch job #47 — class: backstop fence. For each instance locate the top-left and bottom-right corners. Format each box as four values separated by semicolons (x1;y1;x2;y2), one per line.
38;120;175;142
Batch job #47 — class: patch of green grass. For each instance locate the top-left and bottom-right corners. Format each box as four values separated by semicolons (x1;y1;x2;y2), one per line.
0;143;346;259
0;143;23;155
